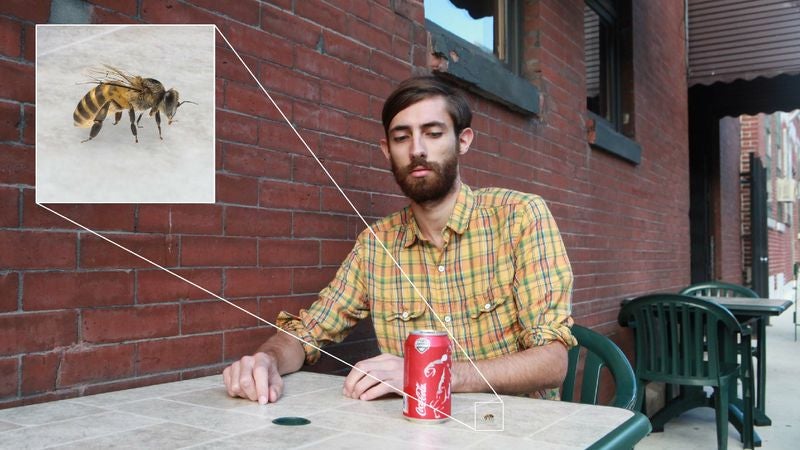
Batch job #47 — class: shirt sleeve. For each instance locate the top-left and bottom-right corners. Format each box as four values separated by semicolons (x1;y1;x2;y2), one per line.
275;243;370;365
512;196;577;349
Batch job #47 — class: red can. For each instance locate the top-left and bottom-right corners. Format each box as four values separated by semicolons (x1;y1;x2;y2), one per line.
403;330;452;422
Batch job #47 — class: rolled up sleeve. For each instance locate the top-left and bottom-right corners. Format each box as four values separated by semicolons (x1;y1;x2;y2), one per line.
275;245;370;365
514;196;577;350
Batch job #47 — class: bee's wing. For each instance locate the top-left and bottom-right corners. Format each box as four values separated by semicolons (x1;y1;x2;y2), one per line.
84;65;142;91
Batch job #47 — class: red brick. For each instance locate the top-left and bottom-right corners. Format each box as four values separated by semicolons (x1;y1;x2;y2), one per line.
0;144;34;185
0;230;76;270
292;154;349;186
370;192;407;217
22;23;34;62
259;62;321;102
0;17;21;59
0;186;18;228
137;268;222;303
59;344;135;386
223;326;275;360
293;212;350;239
216;20;293;66
224;207;292;237
224;81;286;122
87;0;137;16
0;101;19;141
259;294;317;319
320;83;371;117
22;194;135;231
369;49;412;81
257;120;317;155
21;352;59;394
0;272;18;313
217;109;259;145
141;0;218;24
292;267;337;293
79;233;179;269
83;372;178;396
225;268;292;297
138;334;222;374
350;18;392;51
216;173;259;206
322;30;371;67
90;6;140;23
259;239;319;267
136;205;222;235
23;271;133;311
259;180;319;210
0;357;17;397
295;0;350;36
0;60;33;103
320;187;371;215
0;0;51;22
260;3;321;47
181;299;259;333
21;104;33;145
216;46;259;85
223;142;292;178
346;165;395;193
321;240;354;265
348;66;394;98
181;236;257;267
0;311;77;356
82;305;179;344
294;46;351;86
189;0;260;25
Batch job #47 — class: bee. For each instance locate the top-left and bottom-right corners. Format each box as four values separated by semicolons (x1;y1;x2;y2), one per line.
73;65;195;143
482;413;494;423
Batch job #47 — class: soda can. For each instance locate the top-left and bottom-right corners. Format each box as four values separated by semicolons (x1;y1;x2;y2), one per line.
403;330;452;422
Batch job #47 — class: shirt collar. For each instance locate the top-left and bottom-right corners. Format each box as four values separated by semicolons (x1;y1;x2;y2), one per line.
401;182;475;248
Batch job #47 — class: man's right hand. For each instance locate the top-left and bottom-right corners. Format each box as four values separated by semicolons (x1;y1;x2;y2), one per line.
223;352;284;405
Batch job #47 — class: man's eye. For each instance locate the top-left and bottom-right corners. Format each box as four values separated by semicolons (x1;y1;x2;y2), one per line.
392;135;409;142
427;132;443;138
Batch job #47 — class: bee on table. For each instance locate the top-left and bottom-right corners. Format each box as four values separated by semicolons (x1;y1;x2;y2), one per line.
482;413;494;423
73;65;195;143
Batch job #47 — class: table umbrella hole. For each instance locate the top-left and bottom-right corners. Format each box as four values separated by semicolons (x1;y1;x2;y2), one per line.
272;417;311;426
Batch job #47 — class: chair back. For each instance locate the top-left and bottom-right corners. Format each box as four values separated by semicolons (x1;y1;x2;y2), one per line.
618;294;743;387
680;281;758;298
561;324;637;410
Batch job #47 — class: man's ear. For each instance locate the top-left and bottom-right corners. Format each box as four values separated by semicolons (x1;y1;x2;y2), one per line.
380;138;390;161
458;127;474;156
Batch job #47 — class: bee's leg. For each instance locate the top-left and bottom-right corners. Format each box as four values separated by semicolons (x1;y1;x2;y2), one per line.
112;111;123;125
128;108;138;143
136;113;144;129
81;102;110;143
154;110;163;140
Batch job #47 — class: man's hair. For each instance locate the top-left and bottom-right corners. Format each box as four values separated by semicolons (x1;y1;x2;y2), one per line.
381;76;472;137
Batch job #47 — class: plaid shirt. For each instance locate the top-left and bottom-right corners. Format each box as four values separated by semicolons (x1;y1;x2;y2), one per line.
277;183;575;390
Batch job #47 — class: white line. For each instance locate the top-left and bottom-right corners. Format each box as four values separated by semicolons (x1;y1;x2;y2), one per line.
36;203;477;431
213;25;503;405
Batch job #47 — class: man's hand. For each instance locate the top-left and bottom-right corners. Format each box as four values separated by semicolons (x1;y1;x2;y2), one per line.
342;353;404;401
223;352;284;405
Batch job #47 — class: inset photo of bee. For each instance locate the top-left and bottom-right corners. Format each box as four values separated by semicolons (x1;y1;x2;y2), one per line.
36;25;215;203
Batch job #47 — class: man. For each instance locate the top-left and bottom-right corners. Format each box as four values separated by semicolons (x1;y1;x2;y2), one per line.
223;76;575;405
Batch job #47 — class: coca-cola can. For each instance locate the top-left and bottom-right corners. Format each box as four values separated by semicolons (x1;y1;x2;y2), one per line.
403;330;452;422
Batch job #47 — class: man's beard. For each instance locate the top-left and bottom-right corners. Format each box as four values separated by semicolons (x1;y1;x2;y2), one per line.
391;148;459;204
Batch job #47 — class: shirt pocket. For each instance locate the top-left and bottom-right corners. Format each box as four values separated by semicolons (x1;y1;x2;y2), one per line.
469;283;513;319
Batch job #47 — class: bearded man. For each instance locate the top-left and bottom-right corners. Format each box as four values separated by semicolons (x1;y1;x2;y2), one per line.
223;76;576;404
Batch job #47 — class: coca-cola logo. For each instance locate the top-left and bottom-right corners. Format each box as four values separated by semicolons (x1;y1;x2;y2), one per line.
414;337;430;354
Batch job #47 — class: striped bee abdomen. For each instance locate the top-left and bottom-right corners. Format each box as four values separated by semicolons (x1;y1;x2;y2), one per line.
73;85;111;127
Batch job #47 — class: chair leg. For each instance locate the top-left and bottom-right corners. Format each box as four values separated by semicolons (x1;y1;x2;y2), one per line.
715;383;729;450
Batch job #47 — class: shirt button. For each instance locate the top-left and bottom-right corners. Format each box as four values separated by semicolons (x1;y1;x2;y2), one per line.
484;303;492;310
444;315;452;323
401;311;409;319
438;265;445;272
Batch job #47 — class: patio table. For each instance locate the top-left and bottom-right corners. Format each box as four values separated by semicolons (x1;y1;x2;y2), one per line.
0;371;650;449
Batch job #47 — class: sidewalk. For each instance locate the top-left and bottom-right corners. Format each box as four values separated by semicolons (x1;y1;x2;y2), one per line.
637;300;800;448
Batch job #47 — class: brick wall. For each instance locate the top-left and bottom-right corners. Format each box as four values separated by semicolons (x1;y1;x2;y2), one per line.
0;0;690;407
717;116;743;283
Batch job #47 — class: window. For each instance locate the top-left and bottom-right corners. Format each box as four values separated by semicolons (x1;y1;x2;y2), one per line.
424;1;538;115
424;0;521;73
584;0;640;164
585;0;621;128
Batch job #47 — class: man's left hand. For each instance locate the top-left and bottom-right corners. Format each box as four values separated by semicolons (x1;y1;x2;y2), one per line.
342;353;404;401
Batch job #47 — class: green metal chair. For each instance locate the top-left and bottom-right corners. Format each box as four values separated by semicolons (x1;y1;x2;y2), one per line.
619;294;755;450
679;281;759;298
561;325;638;410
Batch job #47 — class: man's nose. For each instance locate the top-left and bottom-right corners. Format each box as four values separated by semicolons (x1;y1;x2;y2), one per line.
411;134;427;158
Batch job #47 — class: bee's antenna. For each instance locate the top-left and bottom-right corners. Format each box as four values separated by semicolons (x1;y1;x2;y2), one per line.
178;100;198;107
